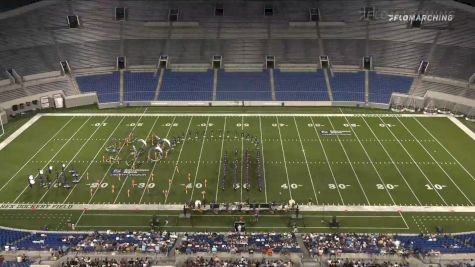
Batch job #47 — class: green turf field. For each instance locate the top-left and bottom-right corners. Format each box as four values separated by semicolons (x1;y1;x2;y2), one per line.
1;107;475;233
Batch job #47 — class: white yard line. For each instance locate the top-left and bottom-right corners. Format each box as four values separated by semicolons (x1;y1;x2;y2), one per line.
339;112;396;205
377;117;448;205
75;109;149;226
415;117;475;182
258;116;268;203
214;116;227;203
240;116;244;202
0;116;75;193
36;116;110;203
292;117;319;204
326;117;370;205
189;116;211;202
360;117;422;205
62;117;126;203
138;116;176;204
114;114;158;204
275;116;293;200
163;117;193;203
395;117;473;205
309;117;344;205
399;211;410;229
13;117;92;203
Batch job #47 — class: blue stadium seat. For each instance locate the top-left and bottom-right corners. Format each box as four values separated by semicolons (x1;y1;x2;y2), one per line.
0;229;30;248
123;71;158;101
77;72;120;103
274;70;329;101
15;233;85;250
330;71;365;102
395;235;475;253
216;70;272;101
369;72;413;103
159;70;213;101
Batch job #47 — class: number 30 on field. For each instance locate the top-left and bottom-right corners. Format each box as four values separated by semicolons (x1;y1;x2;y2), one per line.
328;183;349;189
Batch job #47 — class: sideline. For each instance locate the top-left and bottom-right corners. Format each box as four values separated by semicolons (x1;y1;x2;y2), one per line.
0;114;41;151
448;116;475;141
40;113;450;117
1;203;475;213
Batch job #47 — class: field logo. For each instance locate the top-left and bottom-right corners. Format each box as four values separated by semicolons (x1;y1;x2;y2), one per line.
111;168;149;177
320;130;352;136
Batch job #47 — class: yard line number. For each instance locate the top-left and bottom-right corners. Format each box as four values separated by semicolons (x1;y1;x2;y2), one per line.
88;183;156;189
280;183;302;190
376;184;398;190
126;123;143;127
92;123;108;127
328;183;350;190
425;184;447;190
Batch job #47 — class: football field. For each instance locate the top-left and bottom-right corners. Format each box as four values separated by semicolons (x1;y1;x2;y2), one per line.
1;108;475;232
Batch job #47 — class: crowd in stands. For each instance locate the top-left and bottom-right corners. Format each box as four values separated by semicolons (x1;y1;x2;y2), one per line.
326;259;409;267
70;231;177;254
62;257;155;267
182;256;294;267
5;230;176;254
303;233;403;256
0;254;30;267
178;232;300;254
3;228;475;259
303;233;475;257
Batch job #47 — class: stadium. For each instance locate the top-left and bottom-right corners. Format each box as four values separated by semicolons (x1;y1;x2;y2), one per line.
0;0;474;266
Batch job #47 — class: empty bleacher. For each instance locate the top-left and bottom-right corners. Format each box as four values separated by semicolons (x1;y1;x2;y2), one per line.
15;233;84;251
413;80;475;100
67;69;429;104
77;72;120;103
274;70;329;101
0;228;30;248
159;70;213;101
123;72;158;101
330;71;365;102
396;235;475;254
369;72;414;103
216;70;272;101
25;80;75;96
0;87;28;103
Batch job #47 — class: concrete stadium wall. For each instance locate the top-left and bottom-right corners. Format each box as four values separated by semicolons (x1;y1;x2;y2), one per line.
390;92;475;114
119;100;379;108
98;102;121;109
64;93;97;108
23;71;61;82
0;90;64;117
